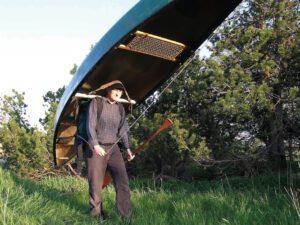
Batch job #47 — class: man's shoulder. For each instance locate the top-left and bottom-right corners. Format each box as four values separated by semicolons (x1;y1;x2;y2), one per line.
92;96;105;104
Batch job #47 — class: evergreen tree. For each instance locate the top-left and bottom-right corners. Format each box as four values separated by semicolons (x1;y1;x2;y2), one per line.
39;87;65;159
0;89;30;131
208;0;299;170
0;91;48;174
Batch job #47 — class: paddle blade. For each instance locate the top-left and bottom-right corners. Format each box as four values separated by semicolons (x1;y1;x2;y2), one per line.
161;118;173;129
102;172;113;189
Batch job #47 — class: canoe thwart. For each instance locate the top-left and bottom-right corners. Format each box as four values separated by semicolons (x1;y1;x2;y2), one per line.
75;93;136;104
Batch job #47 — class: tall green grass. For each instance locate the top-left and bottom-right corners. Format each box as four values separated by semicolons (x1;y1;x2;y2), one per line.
0;167;298;225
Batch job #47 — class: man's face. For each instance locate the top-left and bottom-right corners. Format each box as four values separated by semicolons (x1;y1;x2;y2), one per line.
107;88;123;102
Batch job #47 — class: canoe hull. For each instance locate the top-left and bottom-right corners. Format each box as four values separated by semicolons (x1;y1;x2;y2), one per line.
53;0;242;167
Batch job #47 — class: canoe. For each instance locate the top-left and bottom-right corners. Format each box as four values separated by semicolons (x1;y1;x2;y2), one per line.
53;0;242;167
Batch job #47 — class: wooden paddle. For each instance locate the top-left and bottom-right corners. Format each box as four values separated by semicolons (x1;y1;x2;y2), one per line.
102;118;174;188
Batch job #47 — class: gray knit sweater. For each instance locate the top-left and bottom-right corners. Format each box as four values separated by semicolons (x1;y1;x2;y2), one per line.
86;97;130;149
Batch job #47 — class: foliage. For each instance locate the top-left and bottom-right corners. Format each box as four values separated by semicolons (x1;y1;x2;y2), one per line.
69;64;78;75
0;91;48;175
207;0;300;170
129;113;206;177
0;89;30;131
39;87;65;158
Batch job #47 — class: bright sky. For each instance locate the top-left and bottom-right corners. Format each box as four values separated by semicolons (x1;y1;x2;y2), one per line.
0;0;139;127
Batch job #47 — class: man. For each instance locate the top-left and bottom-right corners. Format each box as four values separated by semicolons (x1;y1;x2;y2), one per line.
85;80;134;221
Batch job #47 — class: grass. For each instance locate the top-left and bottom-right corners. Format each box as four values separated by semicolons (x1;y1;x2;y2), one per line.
0;167;299;225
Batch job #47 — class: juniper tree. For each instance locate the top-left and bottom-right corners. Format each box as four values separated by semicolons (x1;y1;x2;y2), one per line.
0;91;48;174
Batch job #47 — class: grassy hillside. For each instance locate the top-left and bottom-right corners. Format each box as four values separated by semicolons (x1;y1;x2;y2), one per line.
0;167;298;225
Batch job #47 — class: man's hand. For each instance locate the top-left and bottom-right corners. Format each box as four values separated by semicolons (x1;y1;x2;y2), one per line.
127;149;135;161
94;145;106;156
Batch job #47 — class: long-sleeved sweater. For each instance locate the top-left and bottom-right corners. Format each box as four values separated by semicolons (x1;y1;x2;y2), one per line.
86;97;130;149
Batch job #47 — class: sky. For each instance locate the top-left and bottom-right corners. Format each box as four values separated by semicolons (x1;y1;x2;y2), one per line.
0;0;139;127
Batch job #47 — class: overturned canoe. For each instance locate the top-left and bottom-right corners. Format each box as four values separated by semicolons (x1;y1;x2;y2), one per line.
53;0;242;167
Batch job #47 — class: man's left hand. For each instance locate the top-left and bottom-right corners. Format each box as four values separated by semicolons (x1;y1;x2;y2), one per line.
126;149;135;161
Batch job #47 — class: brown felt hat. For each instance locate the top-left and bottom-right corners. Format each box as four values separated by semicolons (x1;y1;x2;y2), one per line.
95;80;125;92
90;80;135;108
92;80;132;100
107;82;125;91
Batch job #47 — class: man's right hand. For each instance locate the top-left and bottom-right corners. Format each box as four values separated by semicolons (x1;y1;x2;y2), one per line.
93;145;106;156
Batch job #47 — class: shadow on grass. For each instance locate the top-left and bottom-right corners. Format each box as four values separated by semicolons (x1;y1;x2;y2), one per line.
10;173;94;224
8;171;89;215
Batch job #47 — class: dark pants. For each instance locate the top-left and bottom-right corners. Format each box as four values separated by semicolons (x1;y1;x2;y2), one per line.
85;144;132;219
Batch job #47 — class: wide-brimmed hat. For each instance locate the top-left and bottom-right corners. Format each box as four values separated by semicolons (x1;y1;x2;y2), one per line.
107;82;125;91
94;80;125;92
91;80;133;104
